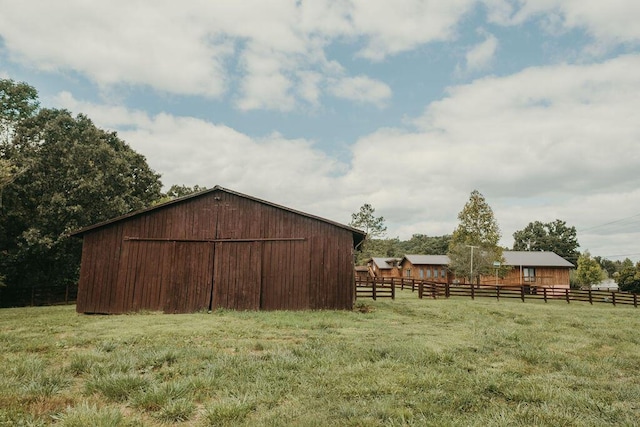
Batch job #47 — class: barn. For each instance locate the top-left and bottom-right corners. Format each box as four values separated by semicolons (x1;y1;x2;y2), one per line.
72;186;366;314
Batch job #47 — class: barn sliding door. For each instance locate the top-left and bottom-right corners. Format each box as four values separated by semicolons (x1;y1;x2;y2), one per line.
211;241;261;310
116;240;215;313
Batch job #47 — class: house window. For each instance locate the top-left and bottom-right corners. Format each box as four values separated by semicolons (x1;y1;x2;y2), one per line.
426;269;432;278
405;269;411;277
441;269;446;279
419;269;424;279
523;268;536;282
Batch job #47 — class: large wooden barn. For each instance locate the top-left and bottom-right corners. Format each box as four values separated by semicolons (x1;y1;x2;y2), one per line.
72;186;366;314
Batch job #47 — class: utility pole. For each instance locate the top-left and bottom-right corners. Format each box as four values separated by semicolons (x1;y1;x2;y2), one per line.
466;245;478;287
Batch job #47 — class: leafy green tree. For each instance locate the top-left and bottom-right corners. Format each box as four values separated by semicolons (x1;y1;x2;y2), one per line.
0;79;162;290
166;184;207;199
594;256;617;278
512;219;579;264
574;251;606;288
350;203;386;237
349;203;388;265
0;78;39;144
447;190;504;284
398;234;451;255
616;261;640;293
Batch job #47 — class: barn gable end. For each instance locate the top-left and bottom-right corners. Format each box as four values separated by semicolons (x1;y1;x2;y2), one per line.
73;186;365;313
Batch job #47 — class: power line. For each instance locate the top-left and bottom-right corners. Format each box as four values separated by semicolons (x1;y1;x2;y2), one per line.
580;213;640;233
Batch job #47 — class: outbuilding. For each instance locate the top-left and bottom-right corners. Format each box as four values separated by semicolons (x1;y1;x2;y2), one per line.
72;186;365;313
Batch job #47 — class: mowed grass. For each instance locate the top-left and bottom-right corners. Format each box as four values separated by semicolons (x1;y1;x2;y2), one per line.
1;291;640;426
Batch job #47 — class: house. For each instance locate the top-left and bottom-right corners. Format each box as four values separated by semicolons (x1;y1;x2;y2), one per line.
367;257;401;278
354;265;370;281
486;251;574;293
399;255;451;283
397;251;573;293
71;186;366;313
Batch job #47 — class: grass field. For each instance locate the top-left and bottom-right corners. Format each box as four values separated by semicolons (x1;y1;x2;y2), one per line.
1;290;639;426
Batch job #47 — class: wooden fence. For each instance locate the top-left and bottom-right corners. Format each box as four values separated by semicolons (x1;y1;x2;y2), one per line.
355;277;639;308
0;283;78;308
356;277;395;300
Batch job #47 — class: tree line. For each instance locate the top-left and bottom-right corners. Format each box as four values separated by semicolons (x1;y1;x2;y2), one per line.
350;193;640;292
0;79;202;291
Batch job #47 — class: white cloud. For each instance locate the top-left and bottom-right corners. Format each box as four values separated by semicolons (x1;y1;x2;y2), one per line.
0;0;475;111
483;0;640;45
54;92;349;220
348;0;475;60
328;76;392;107
458;29;498;75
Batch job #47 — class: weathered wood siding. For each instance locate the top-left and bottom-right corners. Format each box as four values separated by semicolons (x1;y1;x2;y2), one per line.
479;267;570;287
399;260;451;283
76;189;359;313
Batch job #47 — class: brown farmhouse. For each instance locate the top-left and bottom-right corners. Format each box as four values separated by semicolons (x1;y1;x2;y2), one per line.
72;186;365;314
397;251;573;293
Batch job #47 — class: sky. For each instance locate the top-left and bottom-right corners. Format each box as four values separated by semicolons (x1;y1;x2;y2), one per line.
1;0;640;262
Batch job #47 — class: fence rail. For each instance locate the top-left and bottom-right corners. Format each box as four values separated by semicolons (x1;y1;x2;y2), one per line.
355;277;639;308
0;283;78;308
356;277;395;300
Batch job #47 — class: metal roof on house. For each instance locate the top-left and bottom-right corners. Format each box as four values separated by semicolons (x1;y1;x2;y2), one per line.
370;257;400;270
402;255;450;265
400;251;573;268
502;251;574;268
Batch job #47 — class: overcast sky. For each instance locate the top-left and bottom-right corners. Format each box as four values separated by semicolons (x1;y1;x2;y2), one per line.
1;1;639;261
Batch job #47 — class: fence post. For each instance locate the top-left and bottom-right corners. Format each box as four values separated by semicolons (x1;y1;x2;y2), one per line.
543;287;548;303
520;285;525;302
634;293;637;308
372;280;377;300
391;280;396;300
496;286;500;301
588;288;592;305
611;292;616;306
418;281;423;299
445;282;450;299
565;288;570;304
471;284;475;300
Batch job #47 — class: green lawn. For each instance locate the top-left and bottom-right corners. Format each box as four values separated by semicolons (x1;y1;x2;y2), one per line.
1;291;639;426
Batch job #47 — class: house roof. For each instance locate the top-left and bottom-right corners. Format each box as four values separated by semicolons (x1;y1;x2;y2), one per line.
502;251;574;268
370;257;400;270
70;185;366;245
399;251;574;268
402;254;450;266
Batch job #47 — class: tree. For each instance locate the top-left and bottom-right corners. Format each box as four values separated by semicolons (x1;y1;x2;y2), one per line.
447;190;504;284
398;234;451;255
0;79;163;290
349;203;386;238
594;256;617;278
616;260;640;293
165;184;207;199
0;78;39;144
349;203;387;265
512;219;579;264
574;251;606;288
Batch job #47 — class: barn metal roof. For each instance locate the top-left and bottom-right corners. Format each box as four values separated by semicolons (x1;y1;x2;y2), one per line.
70;185;366;245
